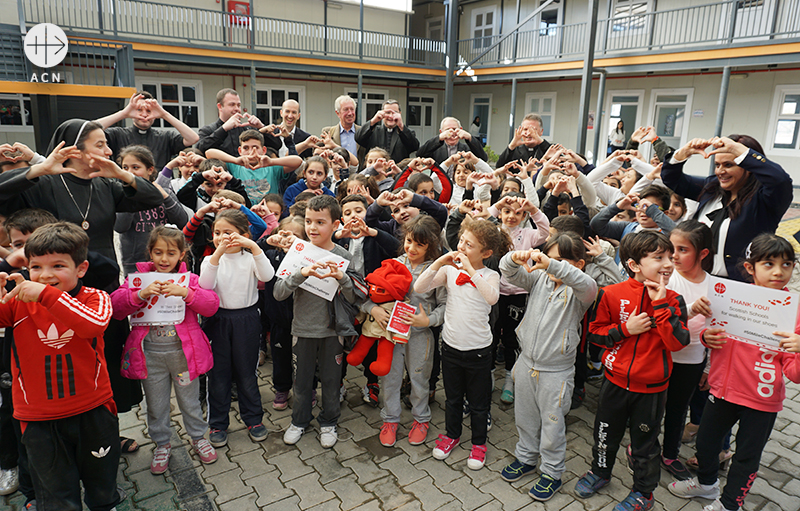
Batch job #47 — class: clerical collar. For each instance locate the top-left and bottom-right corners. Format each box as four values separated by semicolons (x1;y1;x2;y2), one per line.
138;129;149;135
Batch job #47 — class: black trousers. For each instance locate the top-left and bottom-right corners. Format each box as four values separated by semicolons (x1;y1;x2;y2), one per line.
441;342;492;445
696;396;776;510
662;361;705;459
591;378;666;494
22;404;121;511
492;294;526;371
270;325;294;393
204;305;263;430
0;383;16;469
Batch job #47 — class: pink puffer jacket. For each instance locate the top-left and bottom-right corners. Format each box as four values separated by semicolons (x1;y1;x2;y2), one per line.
111;262;220;380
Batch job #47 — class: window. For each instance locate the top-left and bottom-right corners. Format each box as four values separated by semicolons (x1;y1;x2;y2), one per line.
471;7;496;50
426;17;444;41
255;86;305;127
346;88;388;125
136;79;203;129
0;94;32;130
612;0;650;32
337;0;412;12
646;88;694;156
768;86;800;152
470;94;492;146
525;92;557;138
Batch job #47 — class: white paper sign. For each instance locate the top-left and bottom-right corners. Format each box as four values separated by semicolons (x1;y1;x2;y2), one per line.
274;238;349;301
128;272;190;326
706;276;798;350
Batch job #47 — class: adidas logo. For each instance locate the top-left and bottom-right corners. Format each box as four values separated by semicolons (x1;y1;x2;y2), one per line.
37;324;74;350
91;446;111;458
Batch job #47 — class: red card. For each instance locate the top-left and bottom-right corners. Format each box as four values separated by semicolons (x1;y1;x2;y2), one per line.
387;301;417;337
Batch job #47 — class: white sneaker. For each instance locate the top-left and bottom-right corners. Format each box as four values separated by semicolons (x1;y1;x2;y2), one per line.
668;477;720;500
0;466;19;495
703;498;738;511
283;424;305;445
319;426;338;448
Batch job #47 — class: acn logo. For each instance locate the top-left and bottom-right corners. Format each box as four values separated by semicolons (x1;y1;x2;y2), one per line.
24;23;68;69
714;282;726;294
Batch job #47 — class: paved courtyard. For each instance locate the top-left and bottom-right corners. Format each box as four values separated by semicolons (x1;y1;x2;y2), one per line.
3;356;799;511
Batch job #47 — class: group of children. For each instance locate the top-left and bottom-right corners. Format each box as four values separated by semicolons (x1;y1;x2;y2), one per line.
0;119;799;511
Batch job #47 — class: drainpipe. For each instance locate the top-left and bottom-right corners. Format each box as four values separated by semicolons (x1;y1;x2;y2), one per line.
508;77;517;143
575;0;599;154
444;0;459;117
357;71;363;125
591;69;607;165
250;62;257;119
710;65;731;176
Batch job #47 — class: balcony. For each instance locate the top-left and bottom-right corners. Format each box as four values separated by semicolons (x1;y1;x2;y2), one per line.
19;0;446;69
457;0;800;68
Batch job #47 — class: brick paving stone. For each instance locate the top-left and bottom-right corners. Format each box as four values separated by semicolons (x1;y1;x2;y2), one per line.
207;467;252;505
341;452;391;485
129;470;177;503
269;451;315;482
296;431;328;460
394;501;424;511
224;427;262;457
257;495;303;511
306;498;344;511
198;448;238;478
306;450;353;485
478;479;534;510
441;475;493;511
339;416;380;442
393;433;436;464
248;471;296;506
473;500;505;511
331;434;365;461
135;491;180;511
284;471;338;509
405;475;458;510
750;477;800;511
231;449;275;480
218;492;258;510
363;475;416;510
323;474;374;510
379;452;427;486
417;457;463;488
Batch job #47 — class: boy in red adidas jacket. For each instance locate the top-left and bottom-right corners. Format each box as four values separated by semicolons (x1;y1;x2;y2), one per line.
0;222;119;511
575;231;690;511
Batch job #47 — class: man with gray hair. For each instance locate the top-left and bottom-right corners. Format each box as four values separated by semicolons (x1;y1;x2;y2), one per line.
496;113;552;167
417;116;488;165
355;99;419;163
321;95;365;166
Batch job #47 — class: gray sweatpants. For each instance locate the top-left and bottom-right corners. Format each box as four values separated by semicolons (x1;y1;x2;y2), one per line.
380;329;434;424
513;360;574;480
141;349;208;446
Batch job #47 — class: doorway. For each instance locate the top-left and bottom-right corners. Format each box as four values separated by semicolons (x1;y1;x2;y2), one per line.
470;94;492;147
605;90;643;154
407;94;438;143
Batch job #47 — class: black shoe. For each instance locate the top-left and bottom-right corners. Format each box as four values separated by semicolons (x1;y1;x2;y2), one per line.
586;364;604;381
495;349;505;366
571;387;585;410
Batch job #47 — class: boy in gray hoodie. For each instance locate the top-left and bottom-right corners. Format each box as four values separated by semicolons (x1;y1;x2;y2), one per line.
498;232;597;501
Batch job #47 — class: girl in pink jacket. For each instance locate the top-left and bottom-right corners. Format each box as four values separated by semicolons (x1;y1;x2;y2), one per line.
111;226;220;474
668;233;800;511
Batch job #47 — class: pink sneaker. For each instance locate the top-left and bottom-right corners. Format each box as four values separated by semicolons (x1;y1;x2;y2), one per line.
432;434;459;460
467;444;487;470
192;438;217;464
150;443;171;474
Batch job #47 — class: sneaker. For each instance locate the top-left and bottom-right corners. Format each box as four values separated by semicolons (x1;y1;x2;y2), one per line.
662;457;691;481
339;384;347;403
283;424;305;445
0;467;19;495
209;429;228;448
668;477;720;500
379;422;398;447
614;490;654;511
574;471;610;498
192;438;217;464
408;421;429;445
703;499;730;511
273;390;290;410
362;383;379;406
529;473;562;501
150;443;171;474
320;426;338;448
432;434;460;460
467;444;487;470
571;387;585;410
501;459;536;482
587;363;604;381
487;410;492;432
495;349;505;365
248;423;268;442
500;388;514;404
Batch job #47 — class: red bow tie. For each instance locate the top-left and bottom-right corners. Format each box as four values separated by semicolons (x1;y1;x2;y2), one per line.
455;273;476;287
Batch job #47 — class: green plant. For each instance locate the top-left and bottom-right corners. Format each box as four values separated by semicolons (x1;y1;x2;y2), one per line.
484;145;499;164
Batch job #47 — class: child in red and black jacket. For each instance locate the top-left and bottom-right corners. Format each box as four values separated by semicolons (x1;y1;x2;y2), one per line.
575;230;690;511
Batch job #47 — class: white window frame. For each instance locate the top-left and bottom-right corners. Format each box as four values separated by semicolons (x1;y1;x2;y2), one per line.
524;92;557;139
767;84;800;156
426;16;444;40
470;93;493;144
345;87;390;126
254;85;306;128
646;88;694;157
471;6;498;51
610;0;653;34
0;94;34;133
605;89;644;137
135;77;203;130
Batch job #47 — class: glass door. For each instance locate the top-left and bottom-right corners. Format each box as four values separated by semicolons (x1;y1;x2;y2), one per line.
407;94;438;143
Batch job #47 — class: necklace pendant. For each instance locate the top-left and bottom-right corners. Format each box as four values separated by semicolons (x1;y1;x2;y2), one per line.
81;220;90;230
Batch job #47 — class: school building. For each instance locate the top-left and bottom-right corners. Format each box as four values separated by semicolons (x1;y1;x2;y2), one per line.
2;0;800;182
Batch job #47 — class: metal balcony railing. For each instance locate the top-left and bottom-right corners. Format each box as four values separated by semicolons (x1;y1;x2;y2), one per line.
19;0;446;68
458;0;800;68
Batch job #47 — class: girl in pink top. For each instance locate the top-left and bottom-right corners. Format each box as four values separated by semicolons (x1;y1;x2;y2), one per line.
668;233;800;511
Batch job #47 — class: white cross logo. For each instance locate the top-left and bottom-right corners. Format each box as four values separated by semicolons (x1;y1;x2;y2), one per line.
24;23;68;69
